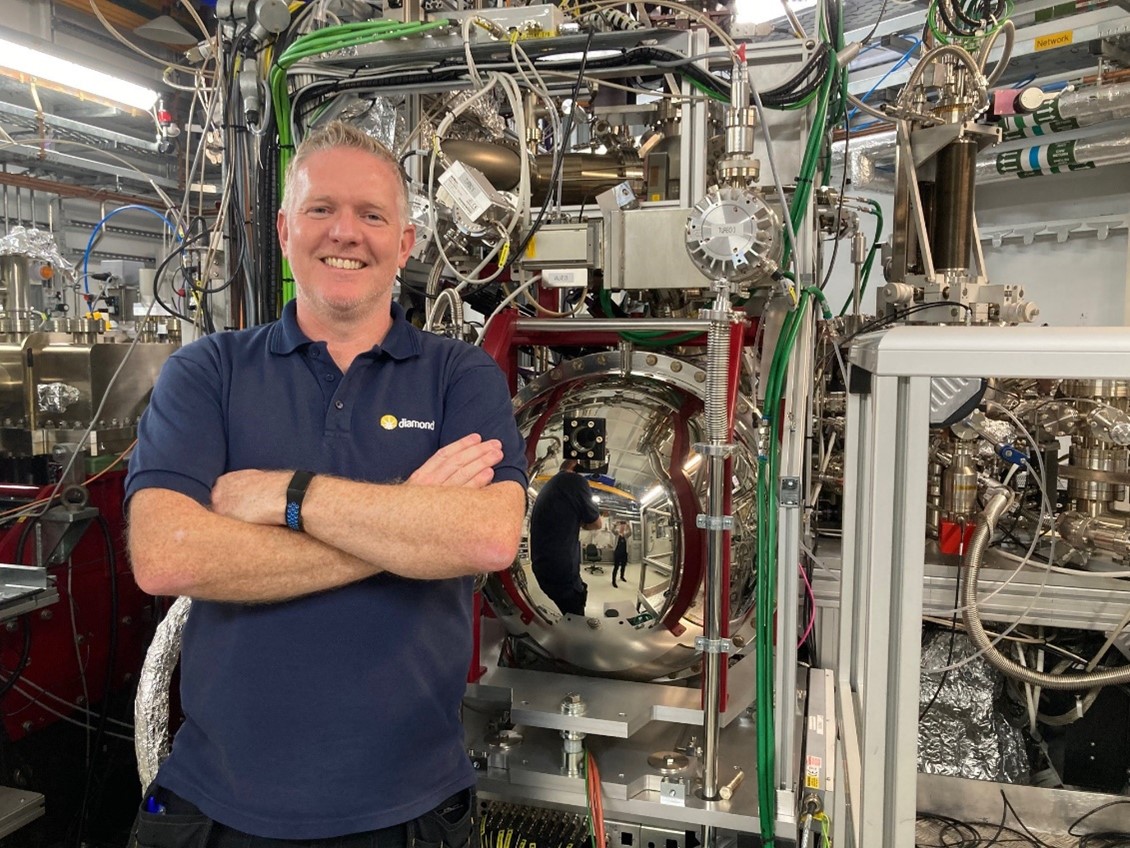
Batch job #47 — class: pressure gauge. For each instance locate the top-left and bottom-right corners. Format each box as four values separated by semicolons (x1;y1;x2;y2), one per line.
685;186;782;284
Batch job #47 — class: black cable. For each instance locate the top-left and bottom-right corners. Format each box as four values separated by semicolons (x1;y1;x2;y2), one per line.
819;115;850;290
997;791;1054;848
0;617;31;701
919;563;963;721
840;302;974;347
1069;800;1130;848
861;0;892;46
502;27;596;276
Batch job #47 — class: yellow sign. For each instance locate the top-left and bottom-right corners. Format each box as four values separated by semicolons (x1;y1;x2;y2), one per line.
380;415;398;430
1034;30;1073;51
805;774;821;789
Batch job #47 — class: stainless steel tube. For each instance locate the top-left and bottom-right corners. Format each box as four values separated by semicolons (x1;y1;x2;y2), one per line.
515;318;713;333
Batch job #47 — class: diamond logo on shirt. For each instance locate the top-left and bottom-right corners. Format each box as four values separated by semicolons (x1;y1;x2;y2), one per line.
378;413;436;431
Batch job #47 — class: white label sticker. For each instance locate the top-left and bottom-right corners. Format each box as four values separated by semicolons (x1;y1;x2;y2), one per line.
438;161;492;222
542;268;588;288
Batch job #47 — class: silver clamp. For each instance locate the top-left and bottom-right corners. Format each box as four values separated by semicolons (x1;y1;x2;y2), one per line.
696;514;734;531
779;476;801;506
695;636;736;655
693;442;737;457
698;308;738;323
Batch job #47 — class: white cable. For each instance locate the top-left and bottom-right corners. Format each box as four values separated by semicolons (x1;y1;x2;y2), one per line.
11;684;134;743
7;674;134;731
476;276;588;344
66;564;92;769
746;64;803;277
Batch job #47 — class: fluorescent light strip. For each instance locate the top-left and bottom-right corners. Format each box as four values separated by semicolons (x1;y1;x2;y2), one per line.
0;38;158;111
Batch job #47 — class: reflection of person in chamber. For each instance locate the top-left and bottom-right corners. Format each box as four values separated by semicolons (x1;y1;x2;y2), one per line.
528;460;603;616
611;520;631;588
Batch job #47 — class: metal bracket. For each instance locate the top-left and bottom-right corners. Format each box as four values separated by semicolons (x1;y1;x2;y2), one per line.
693;442;736;457
696;514;734;530
695;636;736;655
779;477;801;506
659;778;687;806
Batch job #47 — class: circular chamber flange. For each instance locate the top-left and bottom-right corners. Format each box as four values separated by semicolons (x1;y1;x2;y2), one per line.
684;185;782;285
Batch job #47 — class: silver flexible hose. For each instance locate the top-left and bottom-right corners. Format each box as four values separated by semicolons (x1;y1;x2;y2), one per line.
962;495;1130;690
135;596;192;791
978;20;1015;88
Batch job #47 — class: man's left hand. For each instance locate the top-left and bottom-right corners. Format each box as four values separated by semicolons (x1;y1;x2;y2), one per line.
211;469;292;526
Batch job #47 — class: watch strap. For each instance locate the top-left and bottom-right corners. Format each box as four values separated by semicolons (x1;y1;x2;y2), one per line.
285;470;316;531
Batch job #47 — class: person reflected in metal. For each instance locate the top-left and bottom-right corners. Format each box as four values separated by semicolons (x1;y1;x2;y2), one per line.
611;519;631;588
528;459;603;616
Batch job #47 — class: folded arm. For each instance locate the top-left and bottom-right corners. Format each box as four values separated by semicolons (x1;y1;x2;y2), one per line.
130;434;525;603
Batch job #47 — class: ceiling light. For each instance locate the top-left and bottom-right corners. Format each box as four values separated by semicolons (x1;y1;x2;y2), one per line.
0;37;159;111
733;0;816;25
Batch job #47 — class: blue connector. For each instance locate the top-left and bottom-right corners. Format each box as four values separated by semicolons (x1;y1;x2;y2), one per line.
997;445;1029;466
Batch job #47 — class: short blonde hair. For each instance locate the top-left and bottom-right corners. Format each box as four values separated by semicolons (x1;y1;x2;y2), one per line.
281;120;409;223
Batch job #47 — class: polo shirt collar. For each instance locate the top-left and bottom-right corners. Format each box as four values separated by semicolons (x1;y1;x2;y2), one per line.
267;299;422;361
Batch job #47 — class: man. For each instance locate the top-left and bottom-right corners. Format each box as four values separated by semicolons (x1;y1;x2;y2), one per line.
126;121;527;847
528;460;602;616
611;519;631;588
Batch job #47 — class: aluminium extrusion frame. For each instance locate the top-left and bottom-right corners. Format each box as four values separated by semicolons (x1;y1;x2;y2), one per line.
834;324;1130;848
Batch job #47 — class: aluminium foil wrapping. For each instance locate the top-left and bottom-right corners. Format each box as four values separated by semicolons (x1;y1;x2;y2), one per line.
918;630;1029;783
353;96;409;153
833;130;897;191
0;225;76;274
134;596;192;793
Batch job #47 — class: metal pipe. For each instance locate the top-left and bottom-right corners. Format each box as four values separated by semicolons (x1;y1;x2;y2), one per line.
698;286;741;802
0;254;31;314
515;318;714;333
932;139;977;272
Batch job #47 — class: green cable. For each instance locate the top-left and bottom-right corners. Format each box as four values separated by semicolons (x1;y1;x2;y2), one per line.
837;199;883;316
686;76;729;103
753;289;814;846
802;286;833;320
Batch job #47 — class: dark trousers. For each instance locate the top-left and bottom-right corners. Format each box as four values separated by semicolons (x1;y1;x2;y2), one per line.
612;551;627;584
548;583;587;616
131;787;475;848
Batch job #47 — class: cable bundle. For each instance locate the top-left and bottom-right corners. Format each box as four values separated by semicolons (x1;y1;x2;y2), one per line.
928;0;1014;44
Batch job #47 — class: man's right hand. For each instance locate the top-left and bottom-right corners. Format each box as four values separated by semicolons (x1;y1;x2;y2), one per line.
407;433;503;488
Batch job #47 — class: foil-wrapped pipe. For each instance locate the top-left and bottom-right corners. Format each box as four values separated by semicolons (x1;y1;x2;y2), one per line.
1000;79;1130;140
134;597;192;792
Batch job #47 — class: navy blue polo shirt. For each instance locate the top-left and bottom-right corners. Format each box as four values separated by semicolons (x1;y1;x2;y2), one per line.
125;300;526;839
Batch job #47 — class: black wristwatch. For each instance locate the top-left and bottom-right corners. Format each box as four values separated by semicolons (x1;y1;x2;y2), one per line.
285;470;316;531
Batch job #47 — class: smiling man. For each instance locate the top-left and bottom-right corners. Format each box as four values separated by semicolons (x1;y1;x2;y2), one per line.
125;121;527;848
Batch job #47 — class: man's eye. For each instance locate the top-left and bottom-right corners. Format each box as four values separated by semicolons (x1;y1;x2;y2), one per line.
364;213;384;223
307;207;329;216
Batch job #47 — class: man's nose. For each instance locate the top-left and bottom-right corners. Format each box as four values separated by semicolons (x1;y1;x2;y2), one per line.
328;211;361;241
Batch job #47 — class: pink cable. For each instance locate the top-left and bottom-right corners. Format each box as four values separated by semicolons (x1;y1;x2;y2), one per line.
798;561;816;649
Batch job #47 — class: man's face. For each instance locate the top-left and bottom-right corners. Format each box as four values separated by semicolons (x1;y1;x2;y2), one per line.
277;147;415;320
